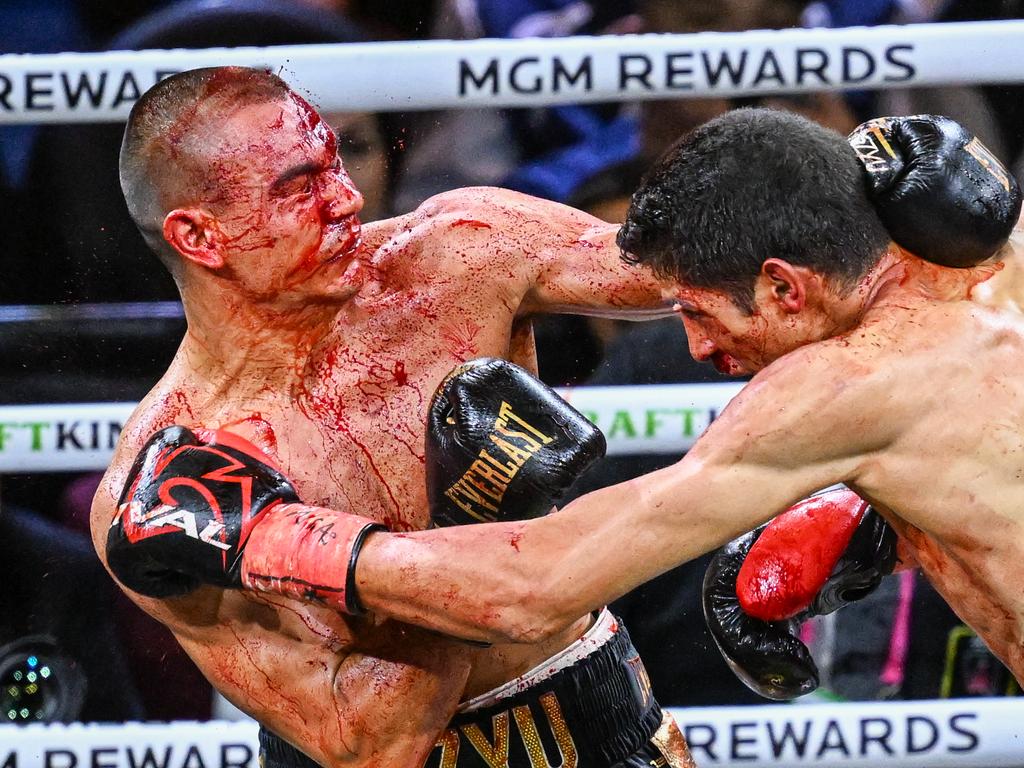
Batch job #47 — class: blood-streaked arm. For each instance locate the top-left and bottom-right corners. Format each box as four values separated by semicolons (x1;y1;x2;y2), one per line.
91;429;471;768
173;608;470;768
356;343;900;643
422;187;672;320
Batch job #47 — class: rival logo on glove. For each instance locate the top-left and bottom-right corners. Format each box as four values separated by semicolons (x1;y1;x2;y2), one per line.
114;499;233;552
114;441;268;569
444;400;555;522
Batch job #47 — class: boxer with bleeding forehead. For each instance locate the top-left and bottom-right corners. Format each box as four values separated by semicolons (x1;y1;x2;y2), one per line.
92;66;694;768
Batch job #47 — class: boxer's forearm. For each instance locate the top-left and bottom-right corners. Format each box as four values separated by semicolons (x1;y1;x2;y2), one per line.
356;453;840;644
356;462;739;643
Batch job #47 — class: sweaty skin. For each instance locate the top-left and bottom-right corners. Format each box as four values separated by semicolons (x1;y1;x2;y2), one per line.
355;248;1024;687
91;92;672;767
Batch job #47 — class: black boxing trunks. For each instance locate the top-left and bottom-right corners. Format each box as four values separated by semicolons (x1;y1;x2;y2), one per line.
258;610;693;767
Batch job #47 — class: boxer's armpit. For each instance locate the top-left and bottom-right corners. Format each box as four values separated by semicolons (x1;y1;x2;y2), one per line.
893;529;920;571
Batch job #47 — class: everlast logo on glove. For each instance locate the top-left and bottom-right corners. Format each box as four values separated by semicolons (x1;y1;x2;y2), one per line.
426;358;606;528
444;401;555;522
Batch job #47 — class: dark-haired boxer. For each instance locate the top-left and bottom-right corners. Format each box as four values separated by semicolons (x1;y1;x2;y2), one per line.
91;66;692;767
333;110;1024;697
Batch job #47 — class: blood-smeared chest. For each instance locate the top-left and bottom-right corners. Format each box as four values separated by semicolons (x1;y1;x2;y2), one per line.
282;303;518;531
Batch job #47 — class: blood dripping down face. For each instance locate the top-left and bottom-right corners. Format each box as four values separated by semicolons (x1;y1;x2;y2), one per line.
192;90;366;303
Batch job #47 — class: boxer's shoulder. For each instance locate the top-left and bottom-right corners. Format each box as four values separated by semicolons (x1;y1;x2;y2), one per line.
702;339;905;471
415;186;510;219
417;186;600;230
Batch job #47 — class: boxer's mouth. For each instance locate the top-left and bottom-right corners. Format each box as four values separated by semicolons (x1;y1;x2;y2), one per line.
322;217;362;265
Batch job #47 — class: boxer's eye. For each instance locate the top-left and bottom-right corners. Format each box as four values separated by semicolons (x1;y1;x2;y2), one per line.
276;175;314;197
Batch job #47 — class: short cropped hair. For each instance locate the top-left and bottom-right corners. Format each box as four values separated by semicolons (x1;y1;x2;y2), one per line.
618;108;891;310
119;67;291;270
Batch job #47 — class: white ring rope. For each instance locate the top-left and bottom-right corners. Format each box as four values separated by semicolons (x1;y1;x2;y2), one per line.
0;20;1022;124
0;383;746;473
2;699;1023;768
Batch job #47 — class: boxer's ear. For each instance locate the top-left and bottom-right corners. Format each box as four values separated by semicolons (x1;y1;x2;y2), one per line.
163;208;224;269
761;259;808;314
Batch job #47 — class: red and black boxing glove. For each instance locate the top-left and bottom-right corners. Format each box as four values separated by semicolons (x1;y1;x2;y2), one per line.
848;114;1022;268
426;357;606;527
702;486;897;700
108;425;385;614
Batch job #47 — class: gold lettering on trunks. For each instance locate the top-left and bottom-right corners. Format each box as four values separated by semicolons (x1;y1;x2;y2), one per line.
965;137;1013;192
627;655;653;707
512;692;578;768
444;401;556;521
433;728;460;768
462;711;511;767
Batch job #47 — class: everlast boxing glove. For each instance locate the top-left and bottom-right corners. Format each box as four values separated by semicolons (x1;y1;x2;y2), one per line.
848;114;1022;267
426;357;606;527
108;426;384;614
702;486;898;700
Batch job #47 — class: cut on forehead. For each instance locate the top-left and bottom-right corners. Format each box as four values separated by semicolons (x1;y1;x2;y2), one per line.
124;67;297;169
120;67;300;234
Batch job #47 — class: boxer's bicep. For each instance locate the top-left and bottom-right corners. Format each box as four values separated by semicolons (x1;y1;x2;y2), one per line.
451;188;667;318
517;225;670;318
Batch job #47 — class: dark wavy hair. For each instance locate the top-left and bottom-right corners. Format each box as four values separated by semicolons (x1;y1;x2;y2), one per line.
618;108;891;311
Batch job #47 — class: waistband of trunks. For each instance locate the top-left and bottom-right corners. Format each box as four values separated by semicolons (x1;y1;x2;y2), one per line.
437;616;661;767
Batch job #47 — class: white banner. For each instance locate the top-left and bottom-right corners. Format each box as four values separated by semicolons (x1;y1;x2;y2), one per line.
2;700;1023;767
561;381;745;456
0;21;1022;124
0;384;744;473
0;720;259;768
668;699;1024;767
0;402;134;473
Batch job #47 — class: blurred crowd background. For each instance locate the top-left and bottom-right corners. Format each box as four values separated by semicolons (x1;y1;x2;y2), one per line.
1;0;1022;727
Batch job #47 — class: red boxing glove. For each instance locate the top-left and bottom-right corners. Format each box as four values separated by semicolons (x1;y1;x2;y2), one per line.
737;486;870;621
703;486;897;700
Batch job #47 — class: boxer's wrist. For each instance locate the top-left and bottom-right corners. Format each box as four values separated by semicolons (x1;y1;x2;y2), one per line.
240;503;386;615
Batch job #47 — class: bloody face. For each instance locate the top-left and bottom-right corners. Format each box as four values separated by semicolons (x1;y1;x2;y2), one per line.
664;283;813;376
197;92;365;302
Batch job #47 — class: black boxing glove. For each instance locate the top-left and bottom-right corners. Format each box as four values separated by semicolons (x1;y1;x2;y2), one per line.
108;425;384;614
848;114;1022;268
702;487;898;700
703;526;818;701
426;357;606;527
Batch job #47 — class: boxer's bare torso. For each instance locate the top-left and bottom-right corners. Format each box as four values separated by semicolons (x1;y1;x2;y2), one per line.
832;298;1024;675
91;184;666;765
357;254;1024;685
